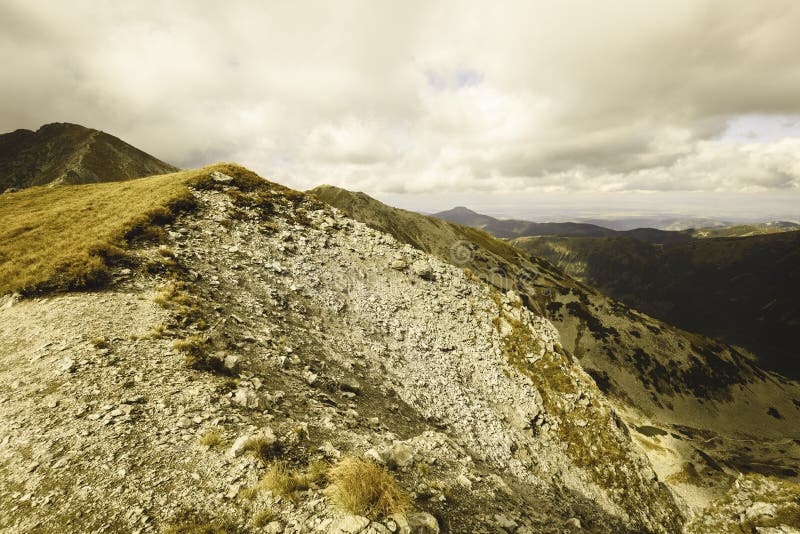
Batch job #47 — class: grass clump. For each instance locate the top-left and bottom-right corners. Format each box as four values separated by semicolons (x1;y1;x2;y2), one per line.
325;457;408;519
242;436;282;463
241;460;330;502
262;461;309;499
154;281;207;329
198;428;225;449
253;508;274;528
174;335;226;373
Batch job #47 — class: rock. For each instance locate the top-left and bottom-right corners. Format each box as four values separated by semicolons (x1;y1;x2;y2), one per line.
392;512;439;534
210;171;234;183
232;387;261;409
332;514;370;533
264;521;283;534
494;514;517;531
304;370;318;385
456;474;472;490
564;517;582;530
389;259;407;270
229;428;276;458
410;260;434;280
365;448;385;465
745;502;777;521
319;441;342;459
388;443;414;469
229;435;250;457
59;358;76;373
223;354;240;372
340;377;362;394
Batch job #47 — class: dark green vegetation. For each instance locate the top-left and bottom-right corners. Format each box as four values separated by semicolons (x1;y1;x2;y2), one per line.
0;122;177;191
514;232;800;378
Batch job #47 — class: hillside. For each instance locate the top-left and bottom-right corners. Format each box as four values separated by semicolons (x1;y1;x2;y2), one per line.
312;185;800;517
512;233;800;379
0;164;690;533
0;122;177;191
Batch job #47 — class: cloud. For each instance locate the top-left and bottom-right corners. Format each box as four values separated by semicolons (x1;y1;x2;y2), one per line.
2;0;800;210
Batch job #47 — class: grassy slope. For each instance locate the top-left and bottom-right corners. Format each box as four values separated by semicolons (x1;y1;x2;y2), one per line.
512;232;800;378
0;163;258;295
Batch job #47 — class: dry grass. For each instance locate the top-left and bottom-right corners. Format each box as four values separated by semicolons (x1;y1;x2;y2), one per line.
241;436;282;463
262;461;308;499
198;428;225;449
325;457;408;519
173;335;227;373
0;162;267;296
241;460;330;502
252;508;274;528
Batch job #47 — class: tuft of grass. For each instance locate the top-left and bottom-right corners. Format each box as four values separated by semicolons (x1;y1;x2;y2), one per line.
253;508;274;528
262;461;308;499
198;428;225;449
241;436;282;463
163;523;234;534
173;335;226;373
325;457;408;519
154;281;206;329
241;460;329;502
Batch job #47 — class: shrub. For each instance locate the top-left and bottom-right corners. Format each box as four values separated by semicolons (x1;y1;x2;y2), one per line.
325;457;408;518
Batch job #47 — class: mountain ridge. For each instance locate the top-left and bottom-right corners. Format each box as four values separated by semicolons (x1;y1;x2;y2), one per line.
432;206;800;243
311;184;800;516
1;164;684;532
0;122;178;191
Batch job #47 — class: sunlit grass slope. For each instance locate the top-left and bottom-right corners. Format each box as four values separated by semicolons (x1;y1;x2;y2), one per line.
0;163;261;295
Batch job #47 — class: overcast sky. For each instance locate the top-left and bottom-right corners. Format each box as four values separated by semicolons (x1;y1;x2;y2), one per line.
2;0;800;219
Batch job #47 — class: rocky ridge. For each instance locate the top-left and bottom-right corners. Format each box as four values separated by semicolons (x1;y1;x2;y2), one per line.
0;166;682;533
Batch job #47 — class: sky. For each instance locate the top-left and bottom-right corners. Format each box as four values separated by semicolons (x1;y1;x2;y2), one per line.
2;0;800;221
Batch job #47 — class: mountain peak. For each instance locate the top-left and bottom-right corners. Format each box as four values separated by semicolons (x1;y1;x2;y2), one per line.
0;122;178;191
433;205;499;226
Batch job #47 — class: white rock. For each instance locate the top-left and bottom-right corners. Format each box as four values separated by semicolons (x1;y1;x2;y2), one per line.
332;515;370;533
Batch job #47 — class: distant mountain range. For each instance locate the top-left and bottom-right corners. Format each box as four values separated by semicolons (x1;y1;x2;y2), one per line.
433;206;800;243
0;122;177;191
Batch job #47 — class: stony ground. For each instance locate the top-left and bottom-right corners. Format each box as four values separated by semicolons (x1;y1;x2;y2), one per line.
0;169;689;533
